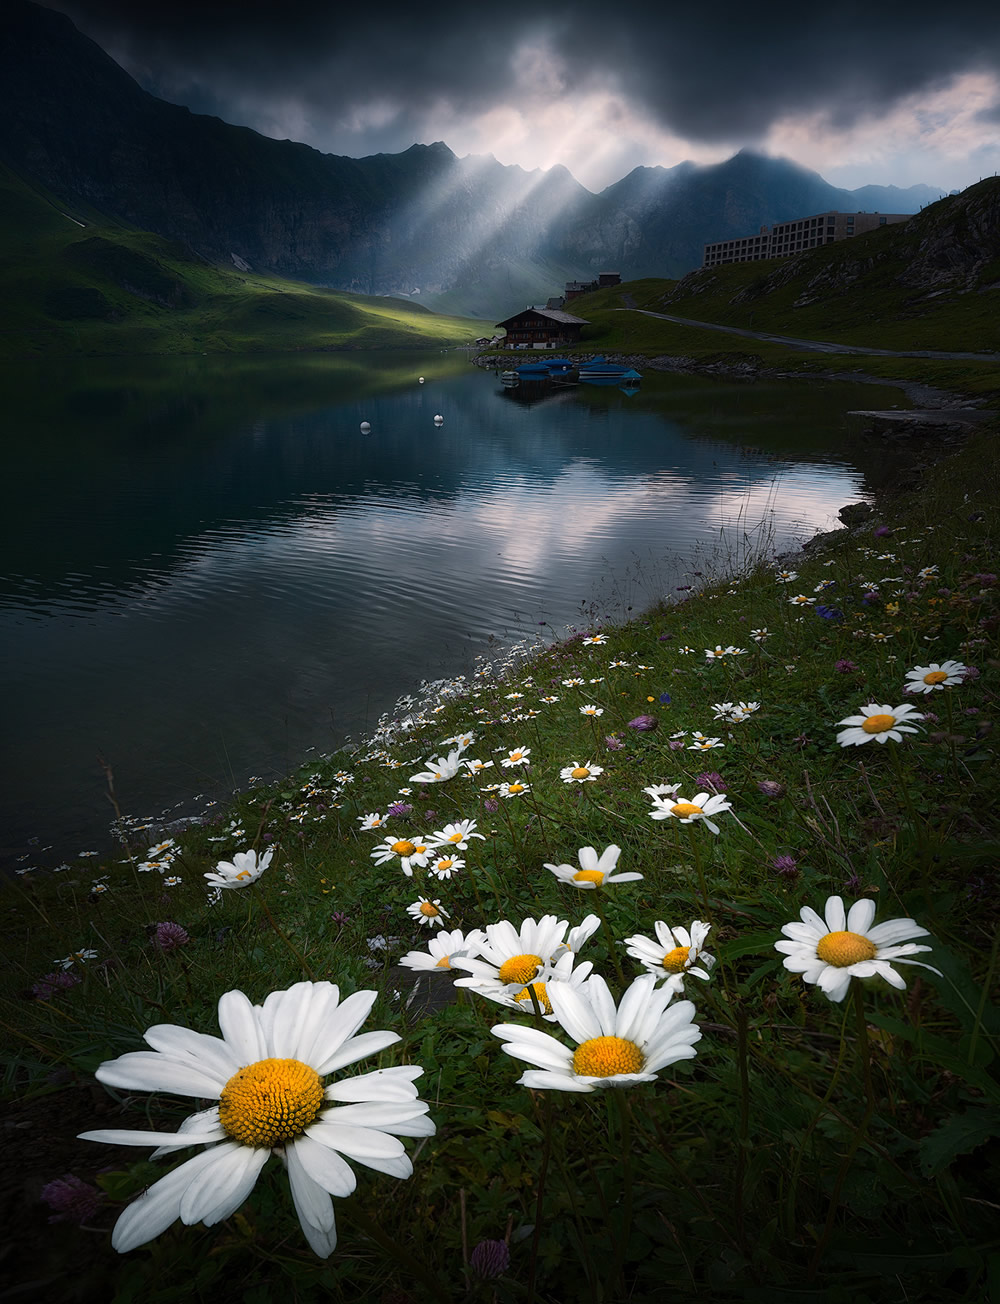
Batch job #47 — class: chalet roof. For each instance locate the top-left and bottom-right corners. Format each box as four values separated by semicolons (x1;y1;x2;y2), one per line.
496;308;590;327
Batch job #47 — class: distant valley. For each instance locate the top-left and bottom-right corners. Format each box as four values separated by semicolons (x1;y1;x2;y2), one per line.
0;0;946;319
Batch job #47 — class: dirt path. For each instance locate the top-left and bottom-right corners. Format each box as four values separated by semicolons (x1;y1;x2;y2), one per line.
625;308;1000;362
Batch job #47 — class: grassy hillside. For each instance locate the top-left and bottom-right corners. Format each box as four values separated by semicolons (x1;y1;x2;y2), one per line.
559;181;1000;397
0;164;487;356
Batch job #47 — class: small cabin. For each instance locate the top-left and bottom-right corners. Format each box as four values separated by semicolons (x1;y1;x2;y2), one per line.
496;308;589;349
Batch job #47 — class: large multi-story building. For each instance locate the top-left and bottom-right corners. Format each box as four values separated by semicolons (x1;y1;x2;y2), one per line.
702;210;910;268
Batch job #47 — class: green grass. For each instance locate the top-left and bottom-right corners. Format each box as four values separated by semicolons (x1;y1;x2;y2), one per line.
2;393;998;1300
0;164;488;356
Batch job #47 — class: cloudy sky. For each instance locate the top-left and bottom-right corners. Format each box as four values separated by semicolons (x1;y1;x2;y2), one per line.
46;0;1000;193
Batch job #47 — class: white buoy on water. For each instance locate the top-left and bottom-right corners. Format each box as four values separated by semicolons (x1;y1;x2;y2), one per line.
418;377;425;383
433;414;444;426
360;421;372;433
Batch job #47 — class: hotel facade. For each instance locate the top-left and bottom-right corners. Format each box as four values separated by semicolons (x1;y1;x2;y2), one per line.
702;210;910;268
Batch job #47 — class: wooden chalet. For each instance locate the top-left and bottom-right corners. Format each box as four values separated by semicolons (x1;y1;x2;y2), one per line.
496;307;589;349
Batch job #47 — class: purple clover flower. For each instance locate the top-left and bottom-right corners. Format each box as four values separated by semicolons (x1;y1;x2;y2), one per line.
772;855;799;878
696;771;727;793
31;971;81;1001
835;659;858;673
469;1239;511;1279
386;802;413;817
757;780;784;798
152;922;190;951
627;715;657;732
39;1175;102;1225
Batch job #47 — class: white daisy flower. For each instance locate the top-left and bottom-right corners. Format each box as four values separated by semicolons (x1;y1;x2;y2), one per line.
78;982;434;1257
579;704;604;717
357;813;387;831
146;840;177;858
775;895;939;1003
774;570;798;583
538;694;561;703
750;628;768;642
648;790;732;835
624;921;715;993
55;948;98;969
835;702;924;746
559;761;604;784
204;849;274;891
608;660;632;668
916;566;939;580
468;951;595;1021
452;915;572;993
558;915;602;956
428;854;465;880
788;594;816;606
704;646;728;660
462;758;494;775
491;973;701;1092
582;634;608;645
406;898;449;928
687;738;725;751
500;746;531;768
903;660;967;693
163;877;183;887
426;819;486;851
409;750;464;783
562;677;585;687
398;928;486;973
498;781;530;798
543;844;643;890
369;838;433;877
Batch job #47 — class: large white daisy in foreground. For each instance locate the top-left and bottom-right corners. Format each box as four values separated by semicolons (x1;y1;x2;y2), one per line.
204;848;273;890
543;844;643;890
775;895;938;1003
79;982;433;1257
624;920;715;993
492;973;700;1091
835;702;924;746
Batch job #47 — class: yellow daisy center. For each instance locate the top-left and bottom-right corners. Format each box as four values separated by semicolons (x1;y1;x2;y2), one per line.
507;783;526;794
671;802;703;817
572;1035;644;1079
218;1058;324;1148
437;859;454;871
571;767;591;779
447;832;463;843
419;902;440;917
509;751;524;762
391;840;416;856
514;982;553;1014
661;945;691;973
573;869;605;884
862;713;897;734
498;953;543;985
923;670;948;685
435;955;451;969
815;930;878;967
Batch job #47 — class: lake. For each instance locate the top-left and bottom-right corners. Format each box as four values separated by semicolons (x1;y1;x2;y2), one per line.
0;351;906;869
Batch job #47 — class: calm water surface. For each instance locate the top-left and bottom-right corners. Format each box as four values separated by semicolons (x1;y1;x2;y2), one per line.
1;352;905;866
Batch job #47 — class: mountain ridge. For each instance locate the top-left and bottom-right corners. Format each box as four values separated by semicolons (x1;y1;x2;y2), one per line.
1;0;947;317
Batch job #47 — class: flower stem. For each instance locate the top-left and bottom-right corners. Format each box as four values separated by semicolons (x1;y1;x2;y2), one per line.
252;884;317;981
685;825;714;924
591;889;626;989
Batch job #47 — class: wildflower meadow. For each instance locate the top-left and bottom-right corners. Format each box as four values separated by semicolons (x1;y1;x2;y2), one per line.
2;430;998;1303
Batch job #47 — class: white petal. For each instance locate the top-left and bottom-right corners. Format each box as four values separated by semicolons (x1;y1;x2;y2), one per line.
846;899;877;935
816;967;852;1002
823;897;847;932
286;1141;338;1257
267;983;315;1059
217;990;267;1064
111;1146;234;1253
308;989;378;1072
324;1065;424;1103
615;975;659;1042
867;918;930;945
96;1052;225;1098
142;1025;241;1082
519;1069;594;1092
320;1101;432;1131
547;984;602;1045
307;1123;412;1179
316;1029;400;1076
291;1132;357;1198
180;1143;269;1226
494;1032;574;1073
79;1127;224;1148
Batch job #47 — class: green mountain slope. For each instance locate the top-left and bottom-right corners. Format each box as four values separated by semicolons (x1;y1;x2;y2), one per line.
0;165;486;356
572;180;1000;357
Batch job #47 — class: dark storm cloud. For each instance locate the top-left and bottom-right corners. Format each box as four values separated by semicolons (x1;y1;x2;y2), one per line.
45;0;1000;147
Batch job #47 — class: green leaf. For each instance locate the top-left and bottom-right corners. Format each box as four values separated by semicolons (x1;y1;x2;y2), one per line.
918;1107;1000;1177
